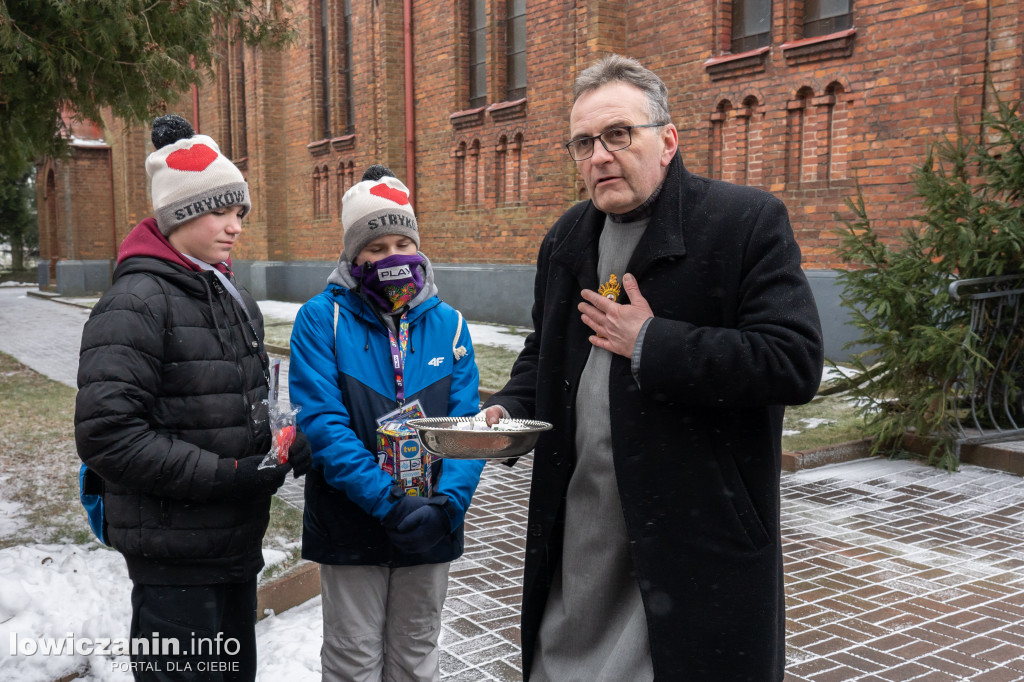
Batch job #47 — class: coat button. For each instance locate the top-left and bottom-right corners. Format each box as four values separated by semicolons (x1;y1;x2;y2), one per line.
529;523;543;537
251;340;258;348
552;457;563;467
563;379;571;391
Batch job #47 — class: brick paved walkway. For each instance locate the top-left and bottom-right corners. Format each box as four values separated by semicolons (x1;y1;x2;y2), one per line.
448;457;1024;682
783;459;1024;681
6;287;1024;680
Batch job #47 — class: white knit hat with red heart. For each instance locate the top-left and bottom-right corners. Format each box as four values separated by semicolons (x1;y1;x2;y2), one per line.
145;115;251;235
341;165;419;259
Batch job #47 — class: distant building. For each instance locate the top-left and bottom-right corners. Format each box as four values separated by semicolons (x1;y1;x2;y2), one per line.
36;0;1023;360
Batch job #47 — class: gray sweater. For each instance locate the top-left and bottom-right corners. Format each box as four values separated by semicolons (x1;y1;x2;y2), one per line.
530;215;655;682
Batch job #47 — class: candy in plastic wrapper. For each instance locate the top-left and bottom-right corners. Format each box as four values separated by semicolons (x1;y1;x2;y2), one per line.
259;400;301;470
274;425;296;464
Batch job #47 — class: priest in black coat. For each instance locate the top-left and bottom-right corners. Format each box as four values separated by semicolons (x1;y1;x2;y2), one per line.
482;55;823;681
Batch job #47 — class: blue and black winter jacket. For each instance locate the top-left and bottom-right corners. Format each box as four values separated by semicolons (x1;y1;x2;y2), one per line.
289;281;484;566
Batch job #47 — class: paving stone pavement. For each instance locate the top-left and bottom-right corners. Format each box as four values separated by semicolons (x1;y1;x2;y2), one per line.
782;460;1024;681
6;286;1024;680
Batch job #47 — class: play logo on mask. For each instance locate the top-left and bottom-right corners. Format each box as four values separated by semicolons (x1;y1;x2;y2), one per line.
378;265;413;282
352;253;426;312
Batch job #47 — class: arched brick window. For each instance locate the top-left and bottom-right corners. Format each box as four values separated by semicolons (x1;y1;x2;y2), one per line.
468;139;481;206
709;99;732;179
337;160;354;218
45;169;59;281
510;131;525;204
321;164;331;217
455;142;467;207
786;87;813;187
312;167;322;218
311;0;354;140
495;135;508;205
739;95;761;186
823;82;847;184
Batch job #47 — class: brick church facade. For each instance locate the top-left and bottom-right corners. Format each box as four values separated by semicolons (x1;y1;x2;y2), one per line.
35;0;1022;358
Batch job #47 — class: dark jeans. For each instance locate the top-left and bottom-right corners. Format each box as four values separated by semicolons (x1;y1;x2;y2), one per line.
129;579;258;682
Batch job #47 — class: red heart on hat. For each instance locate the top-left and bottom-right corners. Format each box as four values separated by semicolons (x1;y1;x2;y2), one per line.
370;183;409;205
166;143;219;172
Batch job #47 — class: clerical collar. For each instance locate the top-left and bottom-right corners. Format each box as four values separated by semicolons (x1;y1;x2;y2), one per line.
607;180;664;223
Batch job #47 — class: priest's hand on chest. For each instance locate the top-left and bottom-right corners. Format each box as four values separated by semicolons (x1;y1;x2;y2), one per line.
578;273;653;358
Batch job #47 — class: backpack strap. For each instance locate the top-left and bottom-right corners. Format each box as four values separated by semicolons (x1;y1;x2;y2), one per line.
453;310;468;361
334;301;341;363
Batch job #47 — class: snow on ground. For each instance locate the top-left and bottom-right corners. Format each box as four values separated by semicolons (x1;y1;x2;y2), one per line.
256;300;301;322
464;323;531;352
0;476;24;538
821;364;861;383
798;418;836;429
257;300;530;353
0;542;320;681
0;544;133;682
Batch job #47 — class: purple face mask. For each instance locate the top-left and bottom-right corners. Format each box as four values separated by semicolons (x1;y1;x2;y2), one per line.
350;253;425;311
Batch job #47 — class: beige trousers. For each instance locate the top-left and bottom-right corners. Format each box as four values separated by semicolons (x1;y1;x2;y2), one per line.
319;562;450;682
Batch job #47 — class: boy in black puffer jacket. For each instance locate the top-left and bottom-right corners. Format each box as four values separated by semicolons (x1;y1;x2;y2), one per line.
75;115;312;681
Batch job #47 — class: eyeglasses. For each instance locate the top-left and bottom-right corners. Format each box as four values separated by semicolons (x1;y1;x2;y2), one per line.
564;123;668;161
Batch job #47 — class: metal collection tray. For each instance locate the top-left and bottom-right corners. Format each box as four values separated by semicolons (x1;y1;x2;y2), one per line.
406;417;553;460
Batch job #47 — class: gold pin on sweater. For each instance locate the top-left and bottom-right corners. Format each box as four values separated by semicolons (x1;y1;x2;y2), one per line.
597;274;621;302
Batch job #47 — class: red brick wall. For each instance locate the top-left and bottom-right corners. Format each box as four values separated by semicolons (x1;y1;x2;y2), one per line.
55;0;1023;273
35;145;116;263
66;146;116;259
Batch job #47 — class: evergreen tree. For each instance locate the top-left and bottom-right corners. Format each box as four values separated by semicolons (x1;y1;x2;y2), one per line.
0;166;36;271
835;94;1024;470
0;0;293;180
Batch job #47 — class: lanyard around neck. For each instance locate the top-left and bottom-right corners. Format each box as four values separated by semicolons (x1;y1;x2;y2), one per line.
387;313;410;404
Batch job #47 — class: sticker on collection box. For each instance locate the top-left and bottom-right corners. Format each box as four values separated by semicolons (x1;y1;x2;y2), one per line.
376;421;435;497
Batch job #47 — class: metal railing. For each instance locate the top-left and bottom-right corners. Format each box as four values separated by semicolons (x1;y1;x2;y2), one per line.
946;273;1024;459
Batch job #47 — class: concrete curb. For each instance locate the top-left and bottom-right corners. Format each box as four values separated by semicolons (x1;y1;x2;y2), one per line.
265;342;289;356
782;438;875;472
257;560;320;620
783;433;1024;476
902;433;1024;475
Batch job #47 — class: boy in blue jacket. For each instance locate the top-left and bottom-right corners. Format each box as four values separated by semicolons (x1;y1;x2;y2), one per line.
288;165;484;682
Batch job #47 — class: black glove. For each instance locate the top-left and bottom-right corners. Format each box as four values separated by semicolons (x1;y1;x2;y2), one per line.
216;455;291;499
384;494;452;554
288;431;312;478
382;490;429;529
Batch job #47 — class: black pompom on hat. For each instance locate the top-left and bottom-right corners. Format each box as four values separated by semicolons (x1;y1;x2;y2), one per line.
150;114;195;150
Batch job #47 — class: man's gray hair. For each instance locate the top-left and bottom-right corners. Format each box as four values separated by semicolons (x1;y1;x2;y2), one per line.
573;54;671;124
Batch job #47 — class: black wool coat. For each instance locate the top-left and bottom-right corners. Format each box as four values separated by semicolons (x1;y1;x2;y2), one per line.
486;154;823;681
75;253;272;585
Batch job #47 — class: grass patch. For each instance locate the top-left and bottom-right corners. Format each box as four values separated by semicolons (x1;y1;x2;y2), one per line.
0;270;37;285
474;344;520;392
263;320;293;348
782;393;867;452
260;496;305;584
0;352;86;549
0;352;304;577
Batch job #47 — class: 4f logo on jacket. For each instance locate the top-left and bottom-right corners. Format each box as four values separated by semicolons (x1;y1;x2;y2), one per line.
428;357;445;367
